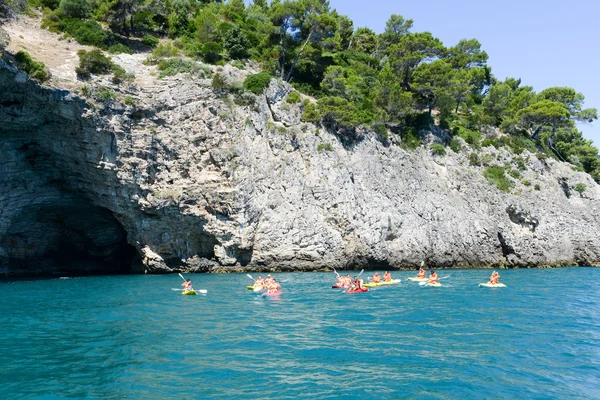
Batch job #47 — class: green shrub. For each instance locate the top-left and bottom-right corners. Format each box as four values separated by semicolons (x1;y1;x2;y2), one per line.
574;183;586;194
534;184;541;191
157;57;208;78
76;49;114;78
96;86;115;102
112;66;134;84
142;34;159;48
286;91;301;104
243;72;272;95
483;166;513;192
400;128;421;150
449;137;462;153
469;152;481;166
508;135;537;155
80;84;92;97
122;95;136;106
317;143;333;152
522;179;531;186
211;72;227;90
108;43;133;54
15;50;50;82
454;126;482;149
482;138;500;148
508;169;521;179
431;143;446;156
152;43;179;58
301;102;320;122
59;0;91;19
61;18;110;48
201;41;223;63
515;157;527;171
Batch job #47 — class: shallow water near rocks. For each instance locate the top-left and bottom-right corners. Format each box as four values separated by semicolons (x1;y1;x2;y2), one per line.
1;267;599;399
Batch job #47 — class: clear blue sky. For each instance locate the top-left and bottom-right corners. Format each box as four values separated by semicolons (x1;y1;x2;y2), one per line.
246;0;600;146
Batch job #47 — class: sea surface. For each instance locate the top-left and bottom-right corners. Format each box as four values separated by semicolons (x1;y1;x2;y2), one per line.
1;267;599;399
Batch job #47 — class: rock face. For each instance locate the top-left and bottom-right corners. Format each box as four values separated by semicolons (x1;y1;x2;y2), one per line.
2;58;600;275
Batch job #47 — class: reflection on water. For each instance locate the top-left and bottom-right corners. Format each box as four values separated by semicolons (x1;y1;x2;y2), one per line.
1;268;599;399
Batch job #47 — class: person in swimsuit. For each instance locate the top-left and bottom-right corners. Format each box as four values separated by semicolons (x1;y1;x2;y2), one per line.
181;279;193;291
372;272;381;283
488;271;500;285
417;267;426;278
429;271;439;284
254;275;265;287
383;271;392;282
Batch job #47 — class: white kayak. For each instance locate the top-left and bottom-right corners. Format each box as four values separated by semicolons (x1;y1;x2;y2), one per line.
478;283;506;288
408;277;428;282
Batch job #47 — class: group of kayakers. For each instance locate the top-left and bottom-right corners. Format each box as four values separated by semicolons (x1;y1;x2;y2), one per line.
371;271;394;283
253;274;281;293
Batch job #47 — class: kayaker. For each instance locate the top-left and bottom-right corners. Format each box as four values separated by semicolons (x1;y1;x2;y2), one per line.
254;275;265;287
488;271;500;285
267;278;280;293
181;279;193;291
417;267;426;278
429;271;439;284
345;275;352;286
352;276;362;289
264;275;273;285
383;271;392;282
372;272;381;283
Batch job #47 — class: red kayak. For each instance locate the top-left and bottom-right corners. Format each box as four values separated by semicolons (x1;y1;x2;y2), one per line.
345;287;368;293
332;285;350;289
262;291;282;297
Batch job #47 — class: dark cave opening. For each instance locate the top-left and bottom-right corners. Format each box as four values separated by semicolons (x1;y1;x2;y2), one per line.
2;200;137;276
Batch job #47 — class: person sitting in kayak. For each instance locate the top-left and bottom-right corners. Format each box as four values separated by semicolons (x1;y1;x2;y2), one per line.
344;275;352;286
181;279;193;291
371;272;381;283
351;276;362;290
335;275;344;286
383;271;392;282
267;278;280;293
429;271;439;284
264;275;274;286
417;267;426;278
488;271;500;285
254;276;265;287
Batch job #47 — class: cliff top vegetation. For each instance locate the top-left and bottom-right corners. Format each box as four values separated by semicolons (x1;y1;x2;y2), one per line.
3;0;599;181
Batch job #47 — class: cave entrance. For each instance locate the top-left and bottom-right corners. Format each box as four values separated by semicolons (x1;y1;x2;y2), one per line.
2;199;136;276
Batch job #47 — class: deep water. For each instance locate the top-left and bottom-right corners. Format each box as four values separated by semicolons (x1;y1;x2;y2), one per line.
1;267;599;399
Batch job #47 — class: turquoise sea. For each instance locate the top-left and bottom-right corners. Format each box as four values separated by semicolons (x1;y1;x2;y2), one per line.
1;267;599;399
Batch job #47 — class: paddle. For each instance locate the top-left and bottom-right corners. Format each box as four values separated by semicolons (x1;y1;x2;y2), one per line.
332;267;340;278
246;274;255;281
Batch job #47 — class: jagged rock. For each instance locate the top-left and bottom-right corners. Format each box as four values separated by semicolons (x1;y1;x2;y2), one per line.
2;57;600;276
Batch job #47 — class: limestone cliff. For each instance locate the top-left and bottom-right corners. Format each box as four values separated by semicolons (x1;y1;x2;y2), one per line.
2;51;600;275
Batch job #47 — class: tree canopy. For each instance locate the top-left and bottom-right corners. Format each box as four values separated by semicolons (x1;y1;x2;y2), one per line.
24;0;600;181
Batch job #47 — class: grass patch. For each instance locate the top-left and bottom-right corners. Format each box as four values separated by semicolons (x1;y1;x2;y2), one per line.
431;143;446;156
483;166;513;192
317;143;334;152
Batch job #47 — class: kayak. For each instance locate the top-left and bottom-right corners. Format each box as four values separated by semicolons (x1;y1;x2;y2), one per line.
262;291;282;297
345;287;369;293
182;290;197;295
479;283;507;288
247;285;264;291
363;279;400;287
332;285;350;289
425;282;442;287
408;277;428;282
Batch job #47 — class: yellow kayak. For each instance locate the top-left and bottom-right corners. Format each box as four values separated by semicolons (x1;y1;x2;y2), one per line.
182;290;197;295
363;279;401;287
247;286;264;291
408;277;428;282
